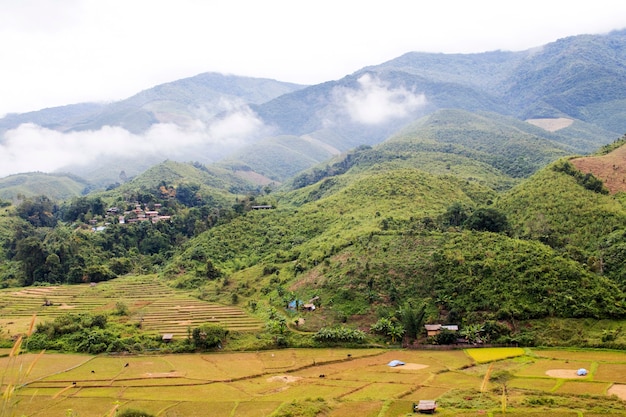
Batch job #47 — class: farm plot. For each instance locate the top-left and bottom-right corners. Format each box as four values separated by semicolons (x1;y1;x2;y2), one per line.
138;298;263;337
6;348;626;417
0;275;263;337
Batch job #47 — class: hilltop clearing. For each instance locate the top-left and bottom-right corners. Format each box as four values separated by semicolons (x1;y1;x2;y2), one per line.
571;140;626;194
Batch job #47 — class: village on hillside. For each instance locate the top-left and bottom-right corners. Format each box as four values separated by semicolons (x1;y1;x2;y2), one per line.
90;203;172;231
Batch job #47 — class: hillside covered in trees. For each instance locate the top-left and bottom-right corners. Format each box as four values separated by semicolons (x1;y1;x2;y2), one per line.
2;31;626;350
1;115;626;350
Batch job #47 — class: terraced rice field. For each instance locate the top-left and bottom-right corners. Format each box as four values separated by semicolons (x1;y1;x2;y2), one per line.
0;275;263;338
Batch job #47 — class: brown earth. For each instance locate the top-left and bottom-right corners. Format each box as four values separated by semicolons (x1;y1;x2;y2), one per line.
608;384;626;400
267;375;302;383
571;145;626;194
545;369;586;378
397;363;429;370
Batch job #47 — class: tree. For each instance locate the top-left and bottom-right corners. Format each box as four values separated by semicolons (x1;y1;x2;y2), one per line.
434;328;457;345
464;207;509;233
16;195;57;227
205;260;222;280
15;236;47;285
192;324;228;350
442;202;470;227
397;302;427;340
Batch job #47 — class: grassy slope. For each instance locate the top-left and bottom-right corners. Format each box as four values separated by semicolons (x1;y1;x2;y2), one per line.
97;159;256;207
163;133;626;333
385;109;575;178
496;160;626;255
0;172;88;202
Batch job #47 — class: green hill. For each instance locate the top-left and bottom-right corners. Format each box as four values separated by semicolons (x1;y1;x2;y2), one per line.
0;172;89;202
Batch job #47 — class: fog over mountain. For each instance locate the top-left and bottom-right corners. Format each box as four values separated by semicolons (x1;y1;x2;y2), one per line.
2;30;626;187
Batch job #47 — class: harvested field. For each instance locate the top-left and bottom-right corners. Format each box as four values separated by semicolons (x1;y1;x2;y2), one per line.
397;362;428;370
545;369;587;378
266;375;302;383
608;384;626;400
0;275;263;337
7;347;626;417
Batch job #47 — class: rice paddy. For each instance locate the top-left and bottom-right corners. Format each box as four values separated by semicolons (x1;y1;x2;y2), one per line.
2;347;626;416
0;275;263;338
1;278;626;415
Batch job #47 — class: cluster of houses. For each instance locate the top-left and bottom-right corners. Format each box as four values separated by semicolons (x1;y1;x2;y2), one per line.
90;203;172;231
106;203;171;225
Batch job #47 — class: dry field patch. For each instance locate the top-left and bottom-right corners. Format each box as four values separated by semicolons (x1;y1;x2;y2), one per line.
571;144;626;194
0;353;92;385
545;369;588;379
508;377;557;391
122;382;251;402
594;363;626;383
165;400;235;417
555;380;610;395
400;385;451;401
434;370;482;390
259;382;348;401
534;349;626;362
7;348;626;416
328;400;383;417
233;401;283;417
266;375;302;383
608;383;626;400
341;382;414;401
491;412;578;417
399;362;429;370
516;359;591;378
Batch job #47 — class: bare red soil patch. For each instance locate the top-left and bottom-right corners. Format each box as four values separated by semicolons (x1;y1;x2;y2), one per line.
571;146;626;194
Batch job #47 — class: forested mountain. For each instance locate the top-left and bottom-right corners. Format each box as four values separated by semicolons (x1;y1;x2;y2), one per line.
2;30;626;189
2;31;626;349
0;73;304;135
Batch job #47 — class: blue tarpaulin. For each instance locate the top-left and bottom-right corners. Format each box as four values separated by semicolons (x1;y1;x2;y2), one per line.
387;360;405;367
577;368;588;376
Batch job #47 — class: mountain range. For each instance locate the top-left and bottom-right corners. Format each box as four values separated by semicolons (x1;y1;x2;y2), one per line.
1;29;626;197
2;30;626;348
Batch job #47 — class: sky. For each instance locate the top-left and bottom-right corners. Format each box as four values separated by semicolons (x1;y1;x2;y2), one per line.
2;0;626;117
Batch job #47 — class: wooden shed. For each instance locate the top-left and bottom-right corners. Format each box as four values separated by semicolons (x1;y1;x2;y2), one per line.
415;400;437;414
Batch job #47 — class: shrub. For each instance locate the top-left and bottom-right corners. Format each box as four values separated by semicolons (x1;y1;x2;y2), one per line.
192;324;228;350
118;409;155;417
313;326;366;344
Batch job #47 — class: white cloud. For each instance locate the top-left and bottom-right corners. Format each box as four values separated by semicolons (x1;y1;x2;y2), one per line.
1;1;626;116
0;107;266;177
332;74;427;125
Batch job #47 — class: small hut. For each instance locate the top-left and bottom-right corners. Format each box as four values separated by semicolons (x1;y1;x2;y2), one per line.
414;400;437;414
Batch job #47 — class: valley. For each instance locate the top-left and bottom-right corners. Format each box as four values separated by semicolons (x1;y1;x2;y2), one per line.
2;30;626;416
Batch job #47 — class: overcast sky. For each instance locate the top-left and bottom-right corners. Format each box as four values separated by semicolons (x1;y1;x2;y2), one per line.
1;0;626;116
